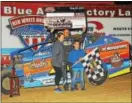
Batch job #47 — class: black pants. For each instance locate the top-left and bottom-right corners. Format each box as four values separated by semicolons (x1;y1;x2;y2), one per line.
53;66;62;86
62;63;72;83
62;64;67;84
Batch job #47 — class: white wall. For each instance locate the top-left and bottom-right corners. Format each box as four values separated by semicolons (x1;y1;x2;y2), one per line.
88;18;132;44
2;17;24;48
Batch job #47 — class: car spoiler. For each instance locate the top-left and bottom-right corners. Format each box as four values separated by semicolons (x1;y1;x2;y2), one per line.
10;41;52;57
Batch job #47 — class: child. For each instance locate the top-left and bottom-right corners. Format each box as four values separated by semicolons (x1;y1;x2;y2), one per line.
68;40;86;91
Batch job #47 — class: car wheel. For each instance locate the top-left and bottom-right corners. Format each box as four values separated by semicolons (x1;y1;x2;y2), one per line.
88;70;108;86
1;70;11;94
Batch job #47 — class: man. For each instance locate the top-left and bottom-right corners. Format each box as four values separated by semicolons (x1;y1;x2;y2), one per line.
63;29;74;63
62;29;74;91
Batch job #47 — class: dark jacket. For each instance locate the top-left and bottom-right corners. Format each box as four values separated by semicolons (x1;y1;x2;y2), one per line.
63;37;74;62
52;41;64;67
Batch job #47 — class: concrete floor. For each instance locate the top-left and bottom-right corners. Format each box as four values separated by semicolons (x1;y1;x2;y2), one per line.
2;73;132;103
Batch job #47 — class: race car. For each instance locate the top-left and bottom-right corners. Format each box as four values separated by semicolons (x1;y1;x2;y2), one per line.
84;35;131;81
1;40;72;94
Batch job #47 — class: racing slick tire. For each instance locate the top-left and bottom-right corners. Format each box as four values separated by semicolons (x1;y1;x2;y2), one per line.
1;70;12;95
88;70;108;86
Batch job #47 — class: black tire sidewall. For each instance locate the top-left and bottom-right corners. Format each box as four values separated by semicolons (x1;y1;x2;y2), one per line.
88;70;108;86
1;70;11;95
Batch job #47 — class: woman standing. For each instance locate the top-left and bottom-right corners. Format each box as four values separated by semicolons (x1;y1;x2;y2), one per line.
52;32;65;93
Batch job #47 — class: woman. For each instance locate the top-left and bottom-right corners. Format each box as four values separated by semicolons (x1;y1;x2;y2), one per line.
52;32;65;93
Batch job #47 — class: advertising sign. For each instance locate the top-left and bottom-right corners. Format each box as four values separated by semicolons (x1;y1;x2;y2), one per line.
44;7;86;30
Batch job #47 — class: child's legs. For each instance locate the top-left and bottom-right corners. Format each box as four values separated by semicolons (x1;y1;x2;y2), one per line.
80;68;85;89
71;70;78;89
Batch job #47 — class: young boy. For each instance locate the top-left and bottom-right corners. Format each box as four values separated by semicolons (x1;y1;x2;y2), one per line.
68;40;86;91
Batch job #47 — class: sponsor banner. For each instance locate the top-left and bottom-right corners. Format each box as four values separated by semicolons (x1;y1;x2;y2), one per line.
23;58;52;75
36;72;71;86
9;15;45;29
44;7;86;31
1;2;131;17
24;72;71;88
99;41;130;63
87;18;132;44
86;6;131;17
45;16;86;30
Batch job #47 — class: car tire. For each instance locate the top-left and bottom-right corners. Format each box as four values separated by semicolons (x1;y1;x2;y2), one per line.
1;70;11;95
88;70;108;86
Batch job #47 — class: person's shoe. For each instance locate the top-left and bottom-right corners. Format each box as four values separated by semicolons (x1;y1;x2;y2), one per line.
58;88;63;91
54;88;62;93
75;85;79;90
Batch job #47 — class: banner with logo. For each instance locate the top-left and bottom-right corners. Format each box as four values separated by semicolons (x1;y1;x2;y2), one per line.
44;7;86;31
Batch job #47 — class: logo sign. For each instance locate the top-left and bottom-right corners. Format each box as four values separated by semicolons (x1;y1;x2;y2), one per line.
44;7;55;13
88;21;105;37
45;17;72;29
45;7;87;35
110;52;123;68
8;15;50;52
30;59;48;69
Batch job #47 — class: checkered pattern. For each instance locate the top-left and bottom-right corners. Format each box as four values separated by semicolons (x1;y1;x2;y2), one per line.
81;47;105;80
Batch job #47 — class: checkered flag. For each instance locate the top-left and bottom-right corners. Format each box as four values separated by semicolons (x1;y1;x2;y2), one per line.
81;47;105;80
